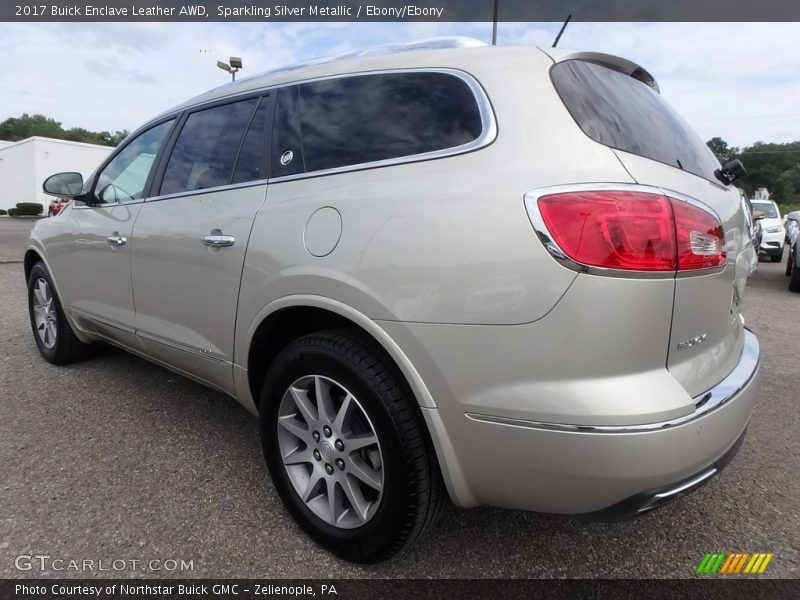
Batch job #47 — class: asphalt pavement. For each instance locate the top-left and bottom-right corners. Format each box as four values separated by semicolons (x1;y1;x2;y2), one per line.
0;217;797;578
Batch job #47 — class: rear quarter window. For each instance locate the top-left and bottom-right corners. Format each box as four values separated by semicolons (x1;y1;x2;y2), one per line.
294;71;484;173
551;60;720;182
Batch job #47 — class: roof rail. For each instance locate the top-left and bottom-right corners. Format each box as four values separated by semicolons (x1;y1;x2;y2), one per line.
235;37;488;82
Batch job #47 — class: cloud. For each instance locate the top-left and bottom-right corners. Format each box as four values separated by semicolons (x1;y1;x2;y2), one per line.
0;22;797;147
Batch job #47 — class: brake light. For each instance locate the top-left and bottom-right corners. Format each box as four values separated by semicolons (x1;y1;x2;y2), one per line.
670;199;726;270
534;189;725;272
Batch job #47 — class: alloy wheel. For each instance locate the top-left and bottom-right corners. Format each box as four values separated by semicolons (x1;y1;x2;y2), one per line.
276;375;384;529
32;278;57;350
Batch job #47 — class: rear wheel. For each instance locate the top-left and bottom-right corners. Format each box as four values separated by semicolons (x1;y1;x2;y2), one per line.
27;262;92;364
259;329;445;563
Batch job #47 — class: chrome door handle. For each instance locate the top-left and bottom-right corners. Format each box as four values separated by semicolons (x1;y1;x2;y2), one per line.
201;234;235;248
107;235;127;247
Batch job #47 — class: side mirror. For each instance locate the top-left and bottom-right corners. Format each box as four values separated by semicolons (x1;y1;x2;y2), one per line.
714;159;747;185
43;172;84;198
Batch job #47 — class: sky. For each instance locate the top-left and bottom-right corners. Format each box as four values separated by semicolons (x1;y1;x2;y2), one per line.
0;21;798;148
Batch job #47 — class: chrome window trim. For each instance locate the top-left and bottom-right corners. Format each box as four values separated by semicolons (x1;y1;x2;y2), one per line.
135;68;495;196
72;199;144;210
523;182;726;279
466;329;759;434
267;68;496;183
145;178;268;204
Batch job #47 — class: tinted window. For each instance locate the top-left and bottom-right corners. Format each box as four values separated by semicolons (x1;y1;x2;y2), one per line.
296;72;483;172
160;98;257;195
551;60;720;182
94;120;173;204
232;97;269;184
271;86;304;177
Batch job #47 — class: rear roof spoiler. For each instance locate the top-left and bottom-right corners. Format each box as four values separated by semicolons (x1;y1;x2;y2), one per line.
539;48;660;93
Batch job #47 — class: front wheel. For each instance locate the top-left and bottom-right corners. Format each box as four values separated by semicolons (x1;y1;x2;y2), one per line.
259;330;446;563
27;262;92;364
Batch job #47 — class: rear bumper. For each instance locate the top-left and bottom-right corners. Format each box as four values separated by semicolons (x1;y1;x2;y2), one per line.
579;426;746;521
438;329;760;514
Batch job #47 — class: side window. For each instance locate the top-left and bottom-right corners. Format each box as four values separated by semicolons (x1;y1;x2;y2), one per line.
296;72;483;173
232;97;270;184
271;86;304;177
160;98;257;196
94;120;174;204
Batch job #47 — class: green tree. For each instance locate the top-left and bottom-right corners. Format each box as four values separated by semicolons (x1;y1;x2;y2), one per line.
706;138;800;207
773;164;800;206
0;113;127;147
0;113;63;141
707;137;739;165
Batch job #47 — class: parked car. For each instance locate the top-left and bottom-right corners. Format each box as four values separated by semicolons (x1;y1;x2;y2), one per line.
26;38;760;563
786;221;800;292
751;199;784;261
47;197;69;217
783;210;800;245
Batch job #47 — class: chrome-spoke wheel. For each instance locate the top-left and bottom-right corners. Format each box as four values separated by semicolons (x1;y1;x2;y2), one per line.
32;278;57;350
277;375;384;529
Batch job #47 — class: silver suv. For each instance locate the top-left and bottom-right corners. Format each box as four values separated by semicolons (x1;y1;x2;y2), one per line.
27;38;760;563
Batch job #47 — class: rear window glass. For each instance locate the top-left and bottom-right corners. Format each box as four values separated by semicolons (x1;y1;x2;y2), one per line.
551;60;720;182
271;86;305;177
160;98;257;195
296;72;483;173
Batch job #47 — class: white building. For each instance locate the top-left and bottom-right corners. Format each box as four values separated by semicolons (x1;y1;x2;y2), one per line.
0;137;112;212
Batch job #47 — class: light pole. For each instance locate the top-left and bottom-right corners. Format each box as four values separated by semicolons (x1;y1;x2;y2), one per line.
217;56;243;81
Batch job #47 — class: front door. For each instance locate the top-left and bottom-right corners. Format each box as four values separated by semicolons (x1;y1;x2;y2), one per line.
130;95;270;394
54;119;175;347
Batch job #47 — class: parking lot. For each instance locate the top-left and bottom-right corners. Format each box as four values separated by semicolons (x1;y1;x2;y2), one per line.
1;217;797;578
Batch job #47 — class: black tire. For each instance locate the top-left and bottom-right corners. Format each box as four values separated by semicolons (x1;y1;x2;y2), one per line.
786;249;793;276
771;251;782;263
259;329;446;563
27;261;92;364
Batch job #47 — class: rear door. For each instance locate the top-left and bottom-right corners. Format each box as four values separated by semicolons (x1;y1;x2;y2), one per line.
130;95;271;394
550;56;749;397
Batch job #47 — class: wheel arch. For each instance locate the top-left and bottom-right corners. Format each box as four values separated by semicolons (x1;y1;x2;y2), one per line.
242;295;477;507
244;296;437;412
23;246;93;345
24;248;43;281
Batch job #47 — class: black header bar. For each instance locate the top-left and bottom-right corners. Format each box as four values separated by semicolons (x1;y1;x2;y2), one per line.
3;0;800;22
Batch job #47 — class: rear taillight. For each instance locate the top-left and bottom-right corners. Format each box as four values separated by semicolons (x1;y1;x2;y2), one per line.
531;188;725;273
670;199;726;270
